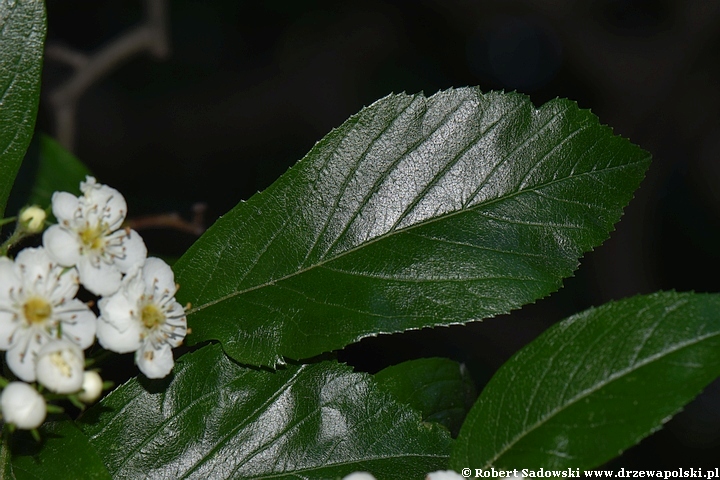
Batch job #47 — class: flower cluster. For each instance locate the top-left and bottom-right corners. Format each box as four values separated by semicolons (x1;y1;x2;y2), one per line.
0;176;187;430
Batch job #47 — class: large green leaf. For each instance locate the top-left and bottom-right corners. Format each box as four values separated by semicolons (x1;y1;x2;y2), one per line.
450;291;720;471
28;134;91;207
1;425;16;480
174;88;651;367
374;357;476;437
0;0;45;218
9;417;111;480
80;344;451;479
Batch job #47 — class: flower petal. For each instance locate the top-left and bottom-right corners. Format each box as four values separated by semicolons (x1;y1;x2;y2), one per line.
15;247;54;284
77;256;122;296
52;265;80;301
6;332;46;382
0;257;21;301
43;225;82;267
55;299;97;348
136;343;174;379
142;257;176;294
51;191;79;222
85;182;127;230
98;292;137;333
0;311;20;350
114;229;147;273
97;316;142;353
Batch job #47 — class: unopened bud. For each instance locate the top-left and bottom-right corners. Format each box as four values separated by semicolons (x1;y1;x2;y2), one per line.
1;382;46;430
78;370;103;403
343;474;377;480
19;205;46;233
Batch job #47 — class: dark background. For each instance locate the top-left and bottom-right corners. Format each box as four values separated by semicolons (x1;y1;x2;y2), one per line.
29;0;720;470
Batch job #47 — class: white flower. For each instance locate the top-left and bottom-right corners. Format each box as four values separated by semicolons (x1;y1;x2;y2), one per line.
426;471;466;480
35;339;85;394
1;382;46;430
97;257;186;379
342;474;377;480
78;370;103;403
19;205;46;233
43;176;147;296
0;247;96;382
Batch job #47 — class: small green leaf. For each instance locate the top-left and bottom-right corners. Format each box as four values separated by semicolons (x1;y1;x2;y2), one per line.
375;357;477;437
9;417;111;480
174;87;650;367
451;291;720;471
0;0;45;218
80;344;451;479
28;134;92;206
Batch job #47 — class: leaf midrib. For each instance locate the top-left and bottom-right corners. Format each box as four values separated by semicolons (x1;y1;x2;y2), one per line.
187;158;645;316
480;322;720;469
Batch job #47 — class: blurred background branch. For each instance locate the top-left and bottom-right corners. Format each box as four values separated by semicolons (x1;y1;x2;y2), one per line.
45;0;169;152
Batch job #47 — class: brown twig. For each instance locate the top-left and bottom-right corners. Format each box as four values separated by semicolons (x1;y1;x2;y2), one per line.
125;203;207;236
45;0;170;152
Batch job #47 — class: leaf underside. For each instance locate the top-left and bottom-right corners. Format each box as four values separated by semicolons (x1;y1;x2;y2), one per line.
451;291;720;471
174;87;651;367
0;0;45;218
80;344;451;480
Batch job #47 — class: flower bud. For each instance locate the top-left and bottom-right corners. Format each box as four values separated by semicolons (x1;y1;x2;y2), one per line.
1;382;46;430
426;471;466;480
78;370;103;403
36;340;85;394
342;474;377;480
19;205;46;233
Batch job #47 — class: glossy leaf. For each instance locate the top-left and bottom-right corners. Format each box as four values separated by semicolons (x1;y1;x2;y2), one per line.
451;291;720;471
375;357;477;437
28;134;91;206
0;0;45;218
174;87;651;367
9;417;111;480
80;344;451;479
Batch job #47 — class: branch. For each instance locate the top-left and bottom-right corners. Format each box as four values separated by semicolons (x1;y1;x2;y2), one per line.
45;0;170;152
125;203;207;236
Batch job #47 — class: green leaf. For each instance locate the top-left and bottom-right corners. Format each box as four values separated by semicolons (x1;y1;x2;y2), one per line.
0;0;45;218
1;425;16;480
174;88;651;367
9;417;111;480
80;344;451;479
450;291;720;471
28;134;92;207
375;357;477;437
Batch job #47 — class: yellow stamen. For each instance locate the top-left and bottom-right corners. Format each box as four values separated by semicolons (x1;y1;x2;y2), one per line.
141;304;165;329
23;297;52;324
50;351;73;377
79;224;107;250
